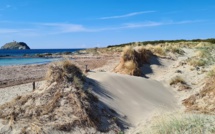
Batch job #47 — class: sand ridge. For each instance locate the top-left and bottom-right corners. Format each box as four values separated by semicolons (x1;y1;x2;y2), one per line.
87;72;178;127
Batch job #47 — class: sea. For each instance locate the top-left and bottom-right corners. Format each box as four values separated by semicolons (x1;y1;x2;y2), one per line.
0;49;83;66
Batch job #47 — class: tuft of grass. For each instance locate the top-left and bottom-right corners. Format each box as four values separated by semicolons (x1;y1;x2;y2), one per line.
143;113;215;134
188;58;207;67
208;66;215;77
73;75;84;89
195;42;211;48
136;46;152;64
122;46;135;61
152;45;166;56
145;44;166;56
165;45;185;55
195;49;208;58
45;59;84;84
114;46;152;76
123;61;141;76
183;71;215;114
171;47;185;55
170;76;186;85
124;60;137;71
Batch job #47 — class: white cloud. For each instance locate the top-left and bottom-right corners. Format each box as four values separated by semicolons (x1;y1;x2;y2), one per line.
123;21;162;28
0;29;18;34
38;23;89;33
173;20;205;24
0;20;205;36
99;11;155;20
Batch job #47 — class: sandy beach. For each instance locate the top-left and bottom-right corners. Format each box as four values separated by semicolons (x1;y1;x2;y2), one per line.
0;53;119;88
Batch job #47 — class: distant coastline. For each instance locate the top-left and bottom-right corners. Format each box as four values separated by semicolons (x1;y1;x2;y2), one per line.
0;48;84;66
0;48;84;58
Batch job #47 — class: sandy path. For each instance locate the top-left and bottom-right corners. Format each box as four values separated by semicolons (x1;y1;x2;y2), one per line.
87;72;178;127
0;81;43;105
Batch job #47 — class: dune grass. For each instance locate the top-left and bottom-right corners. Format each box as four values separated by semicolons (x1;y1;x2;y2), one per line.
170;76;186;85
144;44;165;56
207;66;215;77
164;45;185;55
143;113;215;134
183;72;215;115
188;58;207;67
113;46;152;76
195;49;209;58
45;59;85;86
0;59;121;133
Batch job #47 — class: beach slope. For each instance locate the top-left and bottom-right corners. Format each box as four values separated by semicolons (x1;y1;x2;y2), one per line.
88;72;178;127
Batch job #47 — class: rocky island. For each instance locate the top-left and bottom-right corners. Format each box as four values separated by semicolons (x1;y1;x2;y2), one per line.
1;41;30;50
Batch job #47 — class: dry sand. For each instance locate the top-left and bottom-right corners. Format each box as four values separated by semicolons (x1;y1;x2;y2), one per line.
0;81;43;105
87;72;178;129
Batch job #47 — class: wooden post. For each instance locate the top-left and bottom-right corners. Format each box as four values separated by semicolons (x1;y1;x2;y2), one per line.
85;65;88;73
33;81;35;91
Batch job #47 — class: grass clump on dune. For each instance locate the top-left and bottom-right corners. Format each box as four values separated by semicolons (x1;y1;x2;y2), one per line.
0;60;121;133
207;66;215;77
170;76;186;85
152;45;166;56
164;45;185;55
113;46;152;76
142;113;215;134
183;73;215;115
170;76;191;91
195;49;209;58
187;58;207;67
145;45;166;56
45;59;84;88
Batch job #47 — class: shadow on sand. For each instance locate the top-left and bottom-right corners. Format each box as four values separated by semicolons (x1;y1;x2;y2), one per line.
141;55;162;78
86;77;130;132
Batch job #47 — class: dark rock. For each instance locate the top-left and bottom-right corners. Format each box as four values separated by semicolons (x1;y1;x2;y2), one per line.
196;67;200;71
1;41;30;50
44;53;52;56
0;55;10;57
175;70;182;73
62;51;72;55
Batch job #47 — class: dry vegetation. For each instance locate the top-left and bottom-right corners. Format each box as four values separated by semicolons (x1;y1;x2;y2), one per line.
142;113;215;134
170;76;186;85
146;45;166;56
113;46;152;76
0;60;121;133
183;74;215;115
169;76;191;91
187;58;207;67
207;66;215;77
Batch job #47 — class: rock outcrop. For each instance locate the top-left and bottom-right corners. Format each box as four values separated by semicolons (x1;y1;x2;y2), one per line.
1;41;30;49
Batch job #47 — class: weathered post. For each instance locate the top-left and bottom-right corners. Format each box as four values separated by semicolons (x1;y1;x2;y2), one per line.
85;64;88;73
33;81;35;91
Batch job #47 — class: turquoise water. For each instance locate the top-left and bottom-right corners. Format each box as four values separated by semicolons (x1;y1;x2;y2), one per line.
0;49;83;66
0;58;60;66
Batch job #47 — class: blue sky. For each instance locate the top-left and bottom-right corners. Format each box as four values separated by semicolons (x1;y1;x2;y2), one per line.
0;0;214;48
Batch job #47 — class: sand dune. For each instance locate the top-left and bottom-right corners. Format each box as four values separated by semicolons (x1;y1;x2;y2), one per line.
87;72;178;127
